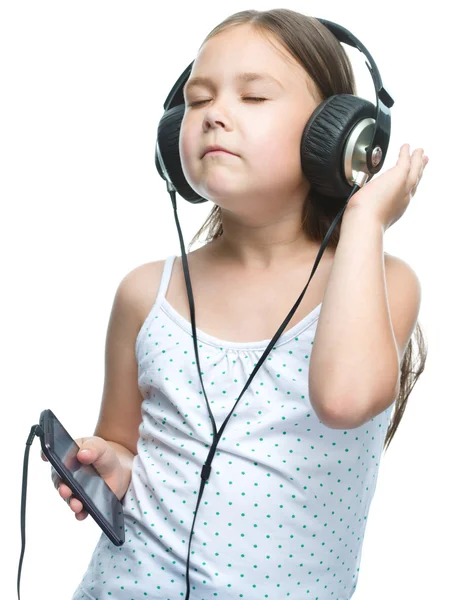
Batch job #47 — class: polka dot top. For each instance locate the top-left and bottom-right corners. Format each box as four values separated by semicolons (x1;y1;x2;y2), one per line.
72;253;394;600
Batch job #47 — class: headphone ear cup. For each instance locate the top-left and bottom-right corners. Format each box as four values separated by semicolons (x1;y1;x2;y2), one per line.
301;94;377;198
155;104;208;204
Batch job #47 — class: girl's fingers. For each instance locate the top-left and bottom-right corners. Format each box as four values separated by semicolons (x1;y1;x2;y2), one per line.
68;497;84;513
61;486;84;513
411;149;428;196
408;148;425;191
58;482;72;498
49;455;88;517
397;143;411;168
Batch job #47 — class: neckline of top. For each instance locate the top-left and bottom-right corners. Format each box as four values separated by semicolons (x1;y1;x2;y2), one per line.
160;295;322;351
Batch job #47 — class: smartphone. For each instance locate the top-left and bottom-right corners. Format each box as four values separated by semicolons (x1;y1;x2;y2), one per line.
39;409;125;546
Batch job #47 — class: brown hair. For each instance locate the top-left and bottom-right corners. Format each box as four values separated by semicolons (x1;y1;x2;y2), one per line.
186;8;427;452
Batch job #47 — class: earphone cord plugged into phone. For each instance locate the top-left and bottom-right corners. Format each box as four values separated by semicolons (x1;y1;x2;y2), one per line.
17;425;44;600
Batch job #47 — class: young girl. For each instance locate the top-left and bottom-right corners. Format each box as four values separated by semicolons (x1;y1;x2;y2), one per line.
43;8;428;599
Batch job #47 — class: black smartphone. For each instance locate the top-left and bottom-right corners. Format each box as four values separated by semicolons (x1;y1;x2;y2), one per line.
39;409;125;546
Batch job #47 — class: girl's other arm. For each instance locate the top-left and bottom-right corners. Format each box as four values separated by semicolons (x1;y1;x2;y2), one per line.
92;261;165;489
308;208;421;429
43;261;165;517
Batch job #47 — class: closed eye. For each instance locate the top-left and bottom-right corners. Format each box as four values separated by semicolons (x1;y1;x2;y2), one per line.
188;97;267;107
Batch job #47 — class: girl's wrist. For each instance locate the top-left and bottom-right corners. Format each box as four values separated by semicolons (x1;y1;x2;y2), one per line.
342;205;386;233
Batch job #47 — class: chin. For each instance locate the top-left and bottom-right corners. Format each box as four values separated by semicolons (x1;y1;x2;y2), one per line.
195;174;245;198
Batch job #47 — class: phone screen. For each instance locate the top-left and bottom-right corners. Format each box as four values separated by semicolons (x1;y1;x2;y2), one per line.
43;410;124;545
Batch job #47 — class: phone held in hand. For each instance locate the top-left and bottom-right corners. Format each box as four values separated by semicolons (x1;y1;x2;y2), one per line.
39;409;125;546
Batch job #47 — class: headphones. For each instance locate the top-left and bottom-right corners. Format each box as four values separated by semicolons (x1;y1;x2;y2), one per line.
152;17;395;599
155;18;394;203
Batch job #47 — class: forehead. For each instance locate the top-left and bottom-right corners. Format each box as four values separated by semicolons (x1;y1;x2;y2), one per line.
187;25;310;92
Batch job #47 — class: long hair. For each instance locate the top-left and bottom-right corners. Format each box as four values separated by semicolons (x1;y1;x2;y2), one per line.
185;8;428;453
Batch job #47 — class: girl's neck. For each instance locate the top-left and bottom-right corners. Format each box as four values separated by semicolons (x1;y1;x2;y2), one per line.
201;235;334;272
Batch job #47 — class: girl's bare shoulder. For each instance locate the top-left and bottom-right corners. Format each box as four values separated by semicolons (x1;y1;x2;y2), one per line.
124;246;209;330
119;257;169;333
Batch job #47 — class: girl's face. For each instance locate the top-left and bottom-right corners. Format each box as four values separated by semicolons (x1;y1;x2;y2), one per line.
179;25;322;219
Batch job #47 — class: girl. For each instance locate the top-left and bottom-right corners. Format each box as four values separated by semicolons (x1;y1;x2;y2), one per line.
43;8;428;599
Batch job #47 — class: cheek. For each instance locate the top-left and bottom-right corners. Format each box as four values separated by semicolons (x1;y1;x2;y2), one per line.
255;124;303;175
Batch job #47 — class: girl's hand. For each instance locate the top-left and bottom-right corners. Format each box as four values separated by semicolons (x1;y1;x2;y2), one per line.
41;436;125;520
345;144;429;231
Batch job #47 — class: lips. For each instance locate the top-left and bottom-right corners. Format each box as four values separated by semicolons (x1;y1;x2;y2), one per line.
205;149;232;156
202;145;238;158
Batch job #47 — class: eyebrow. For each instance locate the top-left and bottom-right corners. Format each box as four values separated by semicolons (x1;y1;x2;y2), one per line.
183;72;285;97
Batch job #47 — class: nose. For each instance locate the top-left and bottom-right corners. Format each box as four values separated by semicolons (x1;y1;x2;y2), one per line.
202;103;233;132
203;116;226;130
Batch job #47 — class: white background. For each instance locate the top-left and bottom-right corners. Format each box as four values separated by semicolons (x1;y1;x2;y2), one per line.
2;1;464;598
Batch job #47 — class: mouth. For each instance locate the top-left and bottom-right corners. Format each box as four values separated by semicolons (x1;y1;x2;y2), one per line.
203;149;236;157
201;145;239;158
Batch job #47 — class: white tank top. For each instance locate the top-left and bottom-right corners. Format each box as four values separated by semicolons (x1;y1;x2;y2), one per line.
73;253;394;600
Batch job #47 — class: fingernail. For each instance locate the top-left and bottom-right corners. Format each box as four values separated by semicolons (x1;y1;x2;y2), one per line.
79;449;90;457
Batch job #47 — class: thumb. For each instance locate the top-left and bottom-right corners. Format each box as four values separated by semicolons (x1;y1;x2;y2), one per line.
76;436;116;475
75;436;103;463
